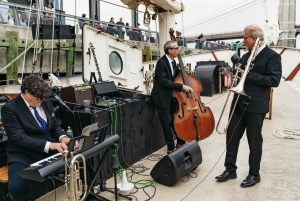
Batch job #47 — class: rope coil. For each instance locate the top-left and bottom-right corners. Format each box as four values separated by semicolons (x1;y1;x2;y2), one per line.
272;127;300;140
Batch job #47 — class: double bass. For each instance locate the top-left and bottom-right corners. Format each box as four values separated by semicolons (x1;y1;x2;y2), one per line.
172;53;215;142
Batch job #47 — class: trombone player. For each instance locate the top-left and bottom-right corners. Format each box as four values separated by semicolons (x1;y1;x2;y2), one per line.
215;25;282;187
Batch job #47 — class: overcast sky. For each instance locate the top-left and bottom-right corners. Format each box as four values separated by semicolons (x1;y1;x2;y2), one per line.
63;0;300;45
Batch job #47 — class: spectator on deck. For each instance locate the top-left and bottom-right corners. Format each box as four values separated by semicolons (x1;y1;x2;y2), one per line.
7;8;14;25
28;2;41;23
44;3;55;24
125;22;131;30
18;13;27;26
134;23;140;33
0;0;9;24
116;17;124;26
79;13;89;29
108;17;115;27
197;33;206;41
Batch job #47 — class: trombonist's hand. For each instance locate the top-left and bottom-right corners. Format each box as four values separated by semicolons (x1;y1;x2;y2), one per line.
237;66;244;74
182;85;193;93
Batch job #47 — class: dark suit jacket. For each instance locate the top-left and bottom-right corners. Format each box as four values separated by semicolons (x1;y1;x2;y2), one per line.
151;55;183;108
1;95;65;166
234;46;282;113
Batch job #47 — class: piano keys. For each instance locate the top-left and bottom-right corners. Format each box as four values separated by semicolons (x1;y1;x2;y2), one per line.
30;153;63;167
19;134;119;182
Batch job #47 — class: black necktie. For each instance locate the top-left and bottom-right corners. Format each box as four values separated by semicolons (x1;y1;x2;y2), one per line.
171;60;176;77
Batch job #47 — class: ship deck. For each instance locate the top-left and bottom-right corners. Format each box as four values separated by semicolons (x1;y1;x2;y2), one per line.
38;79;300;201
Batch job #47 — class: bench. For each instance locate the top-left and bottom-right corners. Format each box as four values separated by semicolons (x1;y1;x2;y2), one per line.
0;165;8;201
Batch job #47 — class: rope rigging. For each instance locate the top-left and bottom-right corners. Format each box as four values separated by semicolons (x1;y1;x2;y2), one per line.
178;0;268;34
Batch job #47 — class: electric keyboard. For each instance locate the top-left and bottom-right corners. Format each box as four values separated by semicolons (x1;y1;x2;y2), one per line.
19;134;119;182
30;153;63;167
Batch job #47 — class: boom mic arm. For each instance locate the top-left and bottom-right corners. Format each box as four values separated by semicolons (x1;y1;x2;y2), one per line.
51;93;71;111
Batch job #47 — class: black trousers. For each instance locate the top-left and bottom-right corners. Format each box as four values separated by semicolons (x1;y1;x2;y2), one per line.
156;106;185;150
225;105;265;176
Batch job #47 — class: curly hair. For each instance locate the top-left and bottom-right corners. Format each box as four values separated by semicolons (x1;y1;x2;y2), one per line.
20;74;51;99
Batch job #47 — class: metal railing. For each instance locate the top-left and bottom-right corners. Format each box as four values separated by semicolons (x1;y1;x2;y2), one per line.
0;1;159;43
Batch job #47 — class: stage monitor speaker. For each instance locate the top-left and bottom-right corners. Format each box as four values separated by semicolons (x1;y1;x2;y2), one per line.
61;85;95;109
92;81;118;96
150;140;202;187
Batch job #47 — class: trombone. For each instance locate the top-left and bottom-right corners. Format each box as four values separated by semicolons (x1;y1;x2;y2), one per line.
216;38;260;134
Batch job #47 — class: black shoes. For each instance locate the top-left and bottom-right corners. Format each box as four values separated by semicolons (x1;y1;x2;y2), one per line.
215;171;237;181
240;175;260;188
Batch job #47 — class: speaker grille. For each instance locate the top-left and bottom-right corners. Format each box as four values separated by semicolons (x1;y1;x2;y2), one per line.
150;140;202;186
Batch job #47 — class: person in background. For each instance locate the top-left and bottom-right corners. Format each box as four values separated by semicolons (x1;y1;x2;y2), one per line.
44;3;55;24
79;13;89;29
28;2;41;24
2;74;71;201
125;22;131;30
116;17;124;26
0;0;9;24
151;40;193;154
18;13;27;26
108;17;115;27
215;24;282;188
134;22;140;33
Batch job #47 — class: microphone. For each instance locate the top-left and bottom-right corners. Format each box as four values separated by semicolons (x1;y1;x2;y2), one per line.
51;93;71;110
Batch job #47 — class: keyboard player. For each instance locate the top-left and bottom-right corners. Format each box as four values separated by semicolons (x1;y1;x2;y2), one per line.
1;74;72;201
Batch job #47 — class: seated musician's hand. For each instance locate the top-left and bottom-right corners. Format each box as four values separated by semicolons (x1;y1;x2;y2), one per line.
60;136;70;145
49;142;68;153
184;66;190;73
74;140;79;148
182;85;193;93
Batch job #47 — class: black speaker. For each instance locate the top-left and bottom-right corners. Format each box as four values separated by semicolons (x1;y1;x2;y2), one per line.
32;24;75;39
150;140;202;186
92;81;118;96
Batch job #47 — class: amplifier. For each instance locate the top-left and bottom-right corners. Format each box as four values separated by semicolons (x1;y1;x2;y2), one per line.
61;85;95;109
92;81;118;96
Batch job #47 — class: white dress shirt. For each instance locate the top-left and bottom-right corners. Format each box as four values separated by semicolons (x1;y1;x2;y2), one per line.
166;54;175;76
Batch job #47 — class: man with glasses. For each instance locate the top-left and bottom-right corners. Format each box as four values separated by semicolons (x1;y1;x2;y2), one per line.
1;74;71;201
215;24;282;187
151;40;193;154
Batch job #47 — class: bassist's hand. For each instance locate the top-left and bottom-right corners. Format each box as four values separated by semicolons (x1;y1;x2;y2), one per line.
182;85;193;93
184;65;190;73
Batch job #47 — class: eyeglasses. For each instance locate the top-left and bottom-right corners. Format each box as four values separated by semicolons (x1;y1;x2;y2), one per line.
170;47;179;50
243;36;253;40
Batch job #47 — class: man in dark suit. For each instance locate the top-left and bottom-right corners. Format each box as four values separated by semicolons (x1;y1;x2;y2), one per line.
1;74;71;201
151;40;193;154
215;25;282;187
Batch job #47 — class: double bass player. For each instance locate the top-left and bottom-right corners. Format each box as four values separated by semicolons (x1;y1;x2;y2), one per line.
151;40;192;154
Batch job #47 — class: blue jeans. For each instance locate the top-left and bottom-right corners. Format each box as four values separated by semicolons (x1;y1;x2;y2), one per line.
8;163;32;201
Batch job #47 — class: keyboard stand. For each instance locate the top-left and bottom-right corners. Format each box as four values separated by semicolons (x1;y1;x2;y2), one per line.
88;144;132;201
